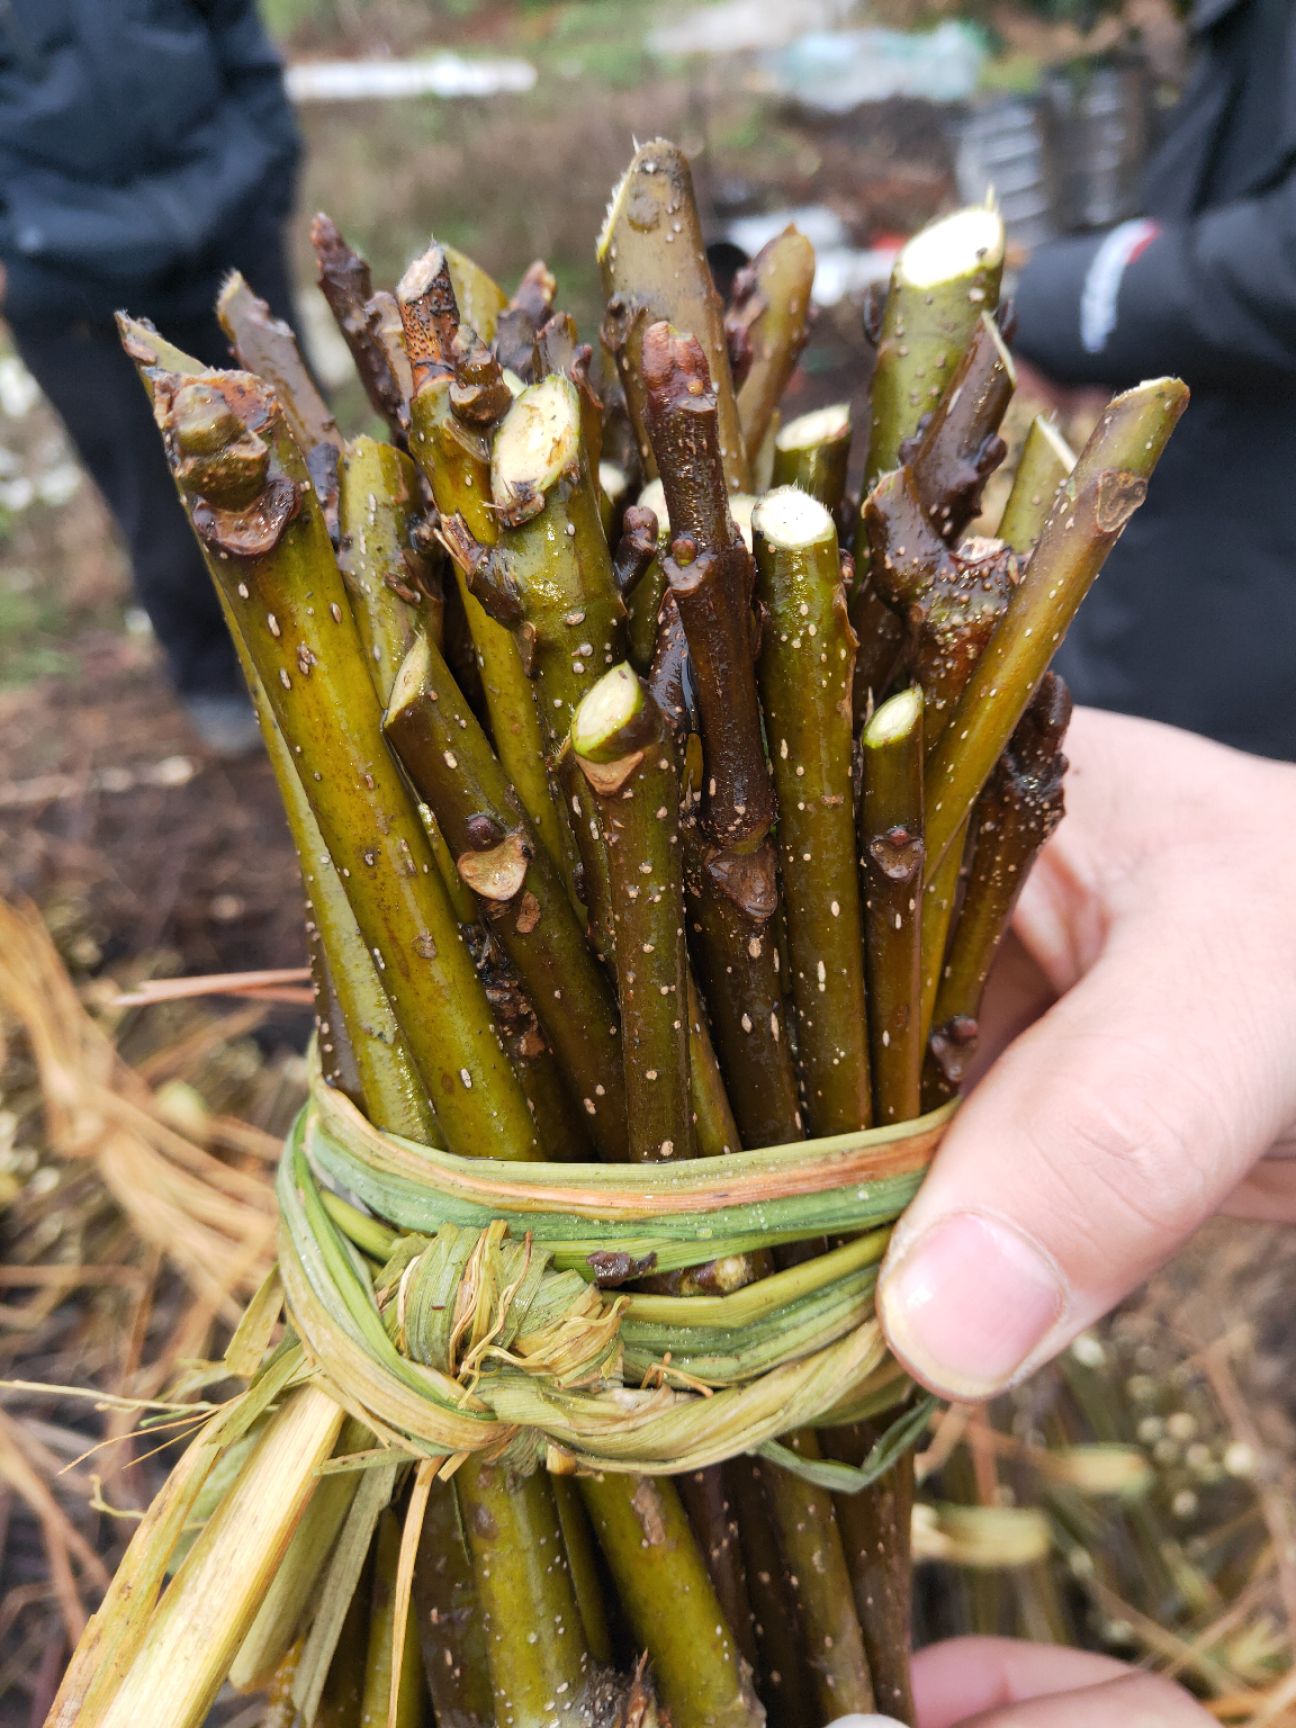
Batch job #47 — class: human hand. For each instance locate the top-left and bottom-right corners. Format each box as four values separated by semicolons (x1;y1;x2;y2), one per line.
826;1636;1214;1724
878;708;1296;1402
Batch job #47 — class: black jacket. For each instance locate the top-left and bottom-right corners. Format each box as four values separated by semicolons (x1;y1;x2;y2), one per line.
0;0;300;326
1013;0;1296;759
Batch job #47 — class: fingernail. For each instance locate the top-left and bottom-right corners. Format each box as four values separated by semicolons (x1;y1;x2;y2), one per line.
879;1211;1065;1400
824;1717;907;1728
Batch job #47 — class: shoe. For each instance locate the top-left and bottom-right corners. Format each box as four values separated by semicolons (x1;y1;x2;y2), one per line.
183;693;263;760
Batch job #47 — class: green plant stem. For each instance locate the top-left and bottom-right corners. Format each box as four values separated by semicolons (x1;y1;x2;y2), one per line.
397;248;572;886
573;666;692;1163
676;1468;758;1672
443;243;509;344
387;604;752;1724
771;404;852;515
599;139;751;493
684;974;741;1160
926;673;1070;1103
337;435;441;700
625;490;668;672
752;487;872;1135
571;665;776;1702
490;374;626;723
387;571;737;1171
862;422;1016;1058
486;371;629;954
860;687;926;1126
727;1460;819;1728
998;416;1076;553
143;360;539;1162
851;686;929;1724
646;587;691;733
456;1459;596;1726
319;1587;369;1728
360;1509;425;1728
918;834;967;1062
864;206;1005;488
262;644;436;1142
925;377;1189;874
311;214;411;442
579;1473;763;1728
465;926;595;1162
119;314;436;1144
412;1482;494;1728
851;211;1005;724
385;631;628;1163
833;1428;918;1723
643;318;876;1722
551;1478;615;1666
760;1432;878;1720
728;225;816;467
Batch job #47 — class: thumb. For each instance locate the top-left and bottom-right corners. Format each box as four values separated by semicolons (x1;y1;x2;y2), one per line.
878;869;1296;1401
946;1674;1210;1728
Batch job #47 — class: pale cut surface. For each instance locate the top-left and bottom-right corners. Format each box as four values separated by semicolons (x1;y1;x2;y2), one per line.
729;492;758;551
865;684;924;747
899;206;1004;290
775;401;850;451
1035;416;1077;466
752;485;835;550
386;628;429;715
395;243;445;307
600;459;630;499
983;306;1018;384
637;476;669;528
572;662;641;757
491;373;582;503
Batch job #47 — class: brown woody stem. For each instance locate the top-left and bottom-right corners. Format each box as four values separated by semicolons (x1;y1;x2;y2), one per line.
311;213;411;442
926;672;1071;1103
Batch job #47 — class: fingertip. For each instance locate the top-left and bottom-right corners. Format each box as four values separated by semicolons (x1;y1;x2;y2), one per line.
877;1210;1067;1402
